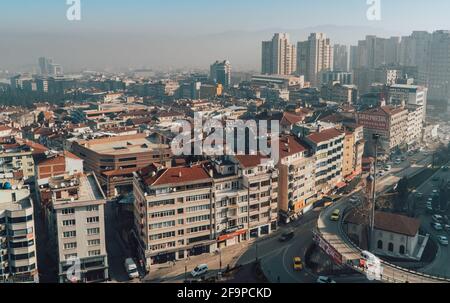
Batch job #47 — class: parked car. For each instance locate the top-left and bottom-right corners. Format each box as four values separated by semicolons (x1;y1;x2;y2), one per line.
124;258;140;279
191;264;208;277
432;214;444;223
431;222;444;231
317;276;336;283
437;236;449;246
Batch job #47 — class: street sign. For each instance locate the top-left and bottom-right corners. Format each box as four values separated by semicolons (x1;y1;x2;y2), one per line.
313;232;343;265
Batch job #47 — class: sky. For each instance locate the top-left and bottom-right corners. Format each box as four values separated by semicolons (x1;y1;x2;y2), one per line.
1;0;450;72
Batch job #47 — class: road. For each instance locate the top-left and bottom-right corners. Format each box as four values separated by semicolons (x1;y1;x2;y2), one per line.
317;163;450;283
414;163;450;278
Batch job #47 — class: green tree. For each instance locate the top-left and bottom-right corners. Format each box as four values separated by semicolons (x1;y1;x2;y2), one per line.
394;177;409;212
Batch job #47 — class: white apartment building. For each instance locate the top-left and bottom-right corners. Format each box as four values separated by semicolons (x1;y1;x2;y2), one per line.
406;104;424;147
133;157;278;270
304;128;345;195
278;135;316;223
42;173;108;283
0;185;38;283
388;84;428;119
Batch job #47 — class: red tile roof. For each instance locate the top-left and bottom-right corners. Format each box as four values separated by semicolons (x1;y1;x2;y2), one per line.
345;211;420;237
234;154;270;168
145;165;212;187
280;112;304;126
306;128;344;144
278;135;308;158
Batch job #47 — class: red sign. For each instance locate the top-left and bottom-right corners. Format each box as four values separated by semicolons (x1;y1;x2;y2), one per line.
313;232;343;265
218;230;246;242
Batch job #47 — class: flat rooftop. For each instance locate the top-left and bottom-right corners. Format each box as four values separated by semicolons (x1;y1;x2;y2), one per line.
78;134;169;155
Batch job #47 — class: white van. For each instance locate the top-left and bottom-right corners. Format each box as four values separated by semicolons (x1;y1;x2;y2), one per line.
124;258;140;279
191;264;208;277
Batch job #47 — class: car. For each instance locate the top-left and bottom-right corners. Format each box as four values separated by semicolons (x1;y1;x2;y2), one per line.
444;224;450;232
330;209;341;221
191;264;208;277
427;206;434;214
377;171;385;177
317;276;336;284
415;192;423;198
384;165;392;171
437;236;449;246
432;177;440;182
279;230;295;242
432;215;444;223
443;166;449;172
349;196;359;203
124;258;140;279
401;156;407;161
431;222;444;231
293;257;303;271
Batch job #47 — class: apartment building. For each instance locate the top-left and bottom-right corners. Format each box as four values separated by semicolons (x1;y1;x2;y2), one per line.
71;133;172;198
40;173;108;283
342;125;365;179
387;84;428;120
262;33;297;75
297;33;333;87
0;185;38;283
0;141;35;182
357;106;408;156
277;135;316;223
132;156;278;270
406;104;424;147
303;128;345;195
320;82;358;104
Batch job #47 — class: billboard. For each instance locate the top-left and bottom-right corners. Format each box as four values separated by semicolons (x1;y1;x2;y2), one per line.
313;232;343;265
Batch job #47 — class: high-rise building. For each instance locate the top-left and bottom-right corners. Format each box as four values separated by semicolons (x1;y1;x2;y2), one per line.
38;57;63;77
333;44;349;72
210;60;232;88
426;30;450;105
261;33;297;75
0;184;39;283
353;36;400;69
297;33;333;87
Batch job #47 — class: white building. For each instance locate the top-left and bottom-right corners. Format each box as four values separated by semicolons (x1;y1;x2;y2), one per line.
262;33;297;76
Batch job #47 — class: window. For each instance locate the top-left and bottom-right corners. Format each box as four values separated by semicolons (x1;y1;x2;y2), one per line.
87;217;99;224
62;208;75;215
88;239;101;246
399;245;405;255
87;228;100;235
63;219;76;226
63;231;77;238
377;240;383;250
86;205;99;212
88;250;101;256
65;254;78;260
388;243;394;252
150;210;175;219
149;221;175;230
186;194;210;202
64;242;77;250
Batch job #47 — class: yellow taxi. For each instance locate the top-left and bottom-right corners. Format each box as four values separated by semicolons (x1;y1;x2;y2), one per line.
293;257;303;271
330;209;341;221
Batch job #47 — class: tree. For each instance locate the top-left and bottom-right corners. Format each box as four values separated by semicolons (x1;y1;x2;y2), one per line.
394;177;409;213
37;111;46;124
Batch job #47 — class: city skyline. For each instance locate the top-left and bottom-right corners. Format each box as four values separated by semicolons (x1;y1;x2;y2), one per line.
2;0;450;72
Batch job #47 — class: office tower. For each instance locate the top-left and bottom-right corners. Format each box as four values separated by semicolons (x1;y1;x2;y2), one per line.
261;33;296;75
210;60;232;88
333;44;349;72
297;33;333;87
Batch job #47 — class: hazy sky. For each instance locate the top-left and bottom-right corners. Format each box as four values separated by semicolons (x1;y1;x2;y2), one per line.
1;0;450;72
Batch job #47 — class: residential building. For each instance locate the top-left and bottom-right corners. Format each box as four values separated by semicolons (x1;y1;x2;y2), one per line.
297;33;333;87
0;140;35;182
251;74;304;90
262;33;297;75
277;135;316;223
321;82;358;104
0;184;38;283
303;128;345;195
321;71;353;86
40;173;108;283
210;60;232;88
333;44;349;72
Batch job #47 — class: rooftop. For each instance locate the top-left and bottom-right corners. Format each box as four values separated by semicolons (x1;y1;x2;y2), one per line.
306;128;344;144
